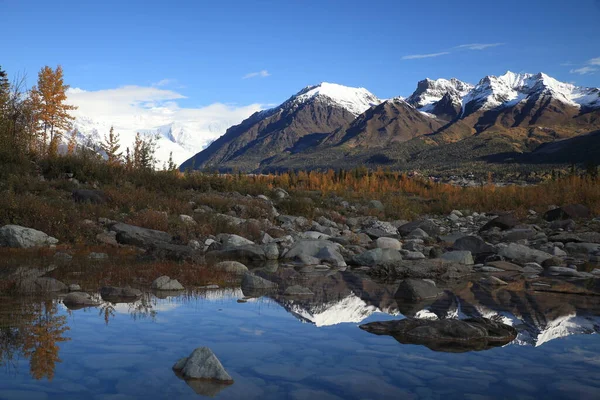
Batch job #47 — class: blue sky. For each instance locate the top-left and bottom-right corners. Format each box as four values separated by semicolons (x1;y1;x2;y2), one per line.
2;0;600;107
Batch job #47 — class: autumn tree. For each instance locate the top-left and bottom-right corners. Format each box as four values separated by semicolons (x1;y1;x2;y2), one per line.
67;129;78;155
101;126;122;165
29;65;77;155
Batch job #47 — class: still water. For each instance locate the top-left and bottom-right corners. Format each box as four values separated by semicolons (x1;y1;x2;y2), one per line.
1;272;600;400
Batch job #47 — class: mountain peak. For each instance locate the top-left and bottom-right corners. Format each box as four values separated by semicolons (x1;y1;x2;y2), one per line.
407;77;473;110
290;82;381;115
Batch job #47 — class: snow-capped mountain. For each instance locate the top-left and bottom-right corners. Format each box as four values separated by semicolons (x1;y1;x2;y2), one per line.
286;293;382;327
287;82;381;116
461;71;600;116
406;78;473;111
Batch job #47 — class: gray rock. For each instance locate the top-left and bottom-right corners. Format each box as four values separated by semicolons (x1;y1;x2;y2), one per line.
352;248;402;266
63;292;99;309
219;234;255;248
88;252;108;260
213;261;249;274
263;243;279;260
241;273;277;295
273;188;289;200
16;277;67;293
547;267;593;278
376;237;402;250
173;347;233;382
206;245;266;263
99;286;142;301
479;266;506;272
179;214;197;225
404;251;426;260
360;317;517;352
549;232;600;244
395;279;443;301
480;276;508;286
283;285;314;296
398;220;440;237
54;252;73;262
0;225;59;248
440;251;474;265
565;242;600;255
96;231;119;247
544;204;590;221
68;284;81;291
498;243;553;264
151;276;184;290
283;240;346;267
368;200;385;211
452;236;494;254
480;214;519;231
111;222;172;248
407;228;429;239
502;228;537;242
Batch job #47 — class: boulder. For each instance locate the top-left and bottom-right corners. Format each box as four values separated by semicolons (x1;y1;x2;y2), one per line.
173;347;233;383
498;243;553;264
99;286;142;302
480;214;518;232
63;292;99;309
241;273;277;296
565;242;600;255
376;237;402;250
359;317;518;352
68;284;81;291
0;225;59;248
16;277;67;293
111;222;172;248
273;188;289;200
263;243;279;260
549;232;600;244
502;228;538;242
352;248;402;266
440;251;474;265
480;276;508;286
404;251;426;260
72;189;107;204
283;240;346;267
151;276;184;291
213;261;249;274
219;234;255;248
544;204;590;221
179;214;197;225
407;228;429;239
452;236;494;254
206;245;266;264
368;200;385;211
399;220;440;237
395;279;443;302
283;285;314;296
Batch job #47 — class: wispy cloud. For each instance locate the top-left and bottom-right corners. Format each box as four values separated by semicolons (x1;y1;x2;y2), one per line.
243;70;271;79
152;78;175;87
570;66;598;75
402;52;450;60
588;57;600;66
455;43;505;51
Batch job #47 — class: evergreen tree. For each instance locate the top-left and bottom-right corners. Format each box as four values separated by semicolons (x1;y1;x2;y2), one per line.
0;65;9;115
29;65;77;154
101;126;122;165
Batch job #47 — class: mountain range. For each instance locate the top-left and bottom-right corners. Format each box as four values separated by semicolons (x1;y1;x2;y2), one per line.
180;71;600;173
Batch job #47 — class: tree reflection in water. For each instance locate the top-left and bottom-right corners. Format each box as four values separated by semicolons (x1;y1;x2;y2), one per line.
0;298;70;381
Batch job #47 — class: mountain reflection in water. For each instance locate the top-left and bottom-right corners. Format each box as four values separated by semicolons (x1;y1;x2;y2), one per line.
0;268;599;399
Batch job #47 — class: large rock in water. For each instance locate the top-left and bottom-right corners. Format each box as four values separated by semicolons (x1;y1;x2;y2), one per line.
452;236;494;255
352;248;402;266
0;225;59;248
359;317;518;352
206;245;266;264
151;276;184;291
439;251;474;265
395;279;443;301
544;204;590;221
213;261;249;274
241;272;277;297
100;286;142;302
16;277;67;293
173;347;233;391
63;292;100;309
111;222;173;248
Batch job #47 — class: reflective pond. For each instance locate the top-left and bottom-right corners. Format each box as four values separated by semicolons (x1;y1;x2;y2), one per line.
1;268;600;399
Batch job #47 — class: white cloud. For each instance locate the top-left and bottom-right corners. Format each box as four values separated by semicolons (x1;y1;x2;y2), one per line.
570;66;598;75
67;85;264;165
455;43;505;51
153;78;174;87
402;52;450;60
588;57;600;66
243;70;271;79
